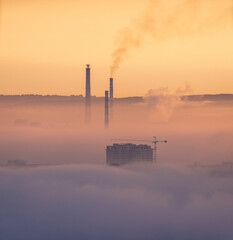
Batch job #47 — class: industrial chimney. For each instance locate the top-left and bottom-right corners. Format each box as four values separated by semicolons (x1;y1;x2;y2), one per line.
105;90;109;128
86;64;91;106
85;64;91;122
109;78;113;108
110;78;113;100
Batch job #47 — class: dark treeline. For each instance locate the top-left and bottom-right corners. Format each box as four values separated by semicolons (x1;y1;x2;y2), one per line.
0;94;233;106
0;94;143;106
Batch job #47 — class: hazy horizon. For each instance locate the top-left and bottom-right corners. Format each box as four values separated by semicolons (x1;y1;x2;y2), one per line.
1;0;233;239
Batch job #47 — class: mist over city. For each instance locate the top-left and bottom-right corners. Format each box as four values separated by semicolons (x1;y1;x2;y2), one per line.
0;0;233;239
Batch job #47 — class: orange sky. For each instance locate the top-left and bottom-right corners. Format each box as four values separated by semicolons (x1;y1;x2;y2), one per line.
0;0;233;97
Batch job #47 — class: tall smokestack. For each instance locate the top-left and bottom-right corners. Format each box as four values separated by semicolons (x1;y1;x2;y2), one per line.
86;64;91;105
109;78;113;122
85;64;91;122
110;78;113;100
105;90;109;128
110;78;113;107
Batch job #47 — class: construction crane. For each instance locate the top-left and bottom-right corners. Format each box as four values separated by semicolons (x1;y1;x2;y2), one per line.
111;136;167;162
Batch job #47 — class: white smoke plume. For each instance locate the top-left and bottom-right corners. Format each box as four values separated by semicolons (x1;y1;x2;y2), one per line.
110;0;233;76
176;82;194;95
144;88;181;122
0;0;2;37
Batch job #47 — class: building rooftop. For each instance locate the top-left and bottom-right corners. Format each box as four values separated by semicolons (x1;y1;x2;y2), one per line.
106;143;153;166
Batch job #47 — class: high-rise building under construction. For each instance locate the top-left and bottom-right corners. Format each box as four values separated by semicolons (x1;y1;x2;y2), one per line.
106;143;153;165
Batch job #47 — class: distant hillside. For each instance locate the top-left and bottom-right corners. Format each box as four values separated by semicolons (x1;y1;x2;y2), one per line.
0;94;232;106
182;94;233;102
0;94;143;106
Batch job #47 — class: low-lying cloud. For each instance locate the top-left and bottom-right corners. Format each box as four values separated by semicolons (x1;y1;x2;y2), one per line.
0;164;233;240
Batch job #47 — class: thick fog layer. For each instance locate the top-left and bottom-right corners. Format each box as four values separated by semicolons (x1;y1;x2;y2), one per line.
0;97;233;239
1;164;233;240
0;97;232;165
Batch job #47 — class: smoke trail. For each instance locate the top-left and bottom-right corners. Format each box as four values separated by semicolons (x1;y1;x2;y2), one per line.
110;0;233;76
0;0;2;39
144;88;181;122
176;82;193;95
232;0;233;28
144;82;194;122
